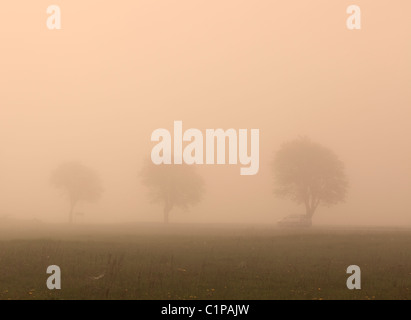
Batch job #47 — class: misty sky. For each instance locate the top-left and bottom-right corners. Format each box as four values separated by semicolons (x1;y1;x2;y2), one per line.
0;1;410;225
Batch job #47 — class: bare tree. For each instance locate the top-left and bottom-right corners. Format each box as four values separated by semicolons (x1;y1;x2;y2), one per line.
51;162;103;223
272;137;348;221
140;160;205;224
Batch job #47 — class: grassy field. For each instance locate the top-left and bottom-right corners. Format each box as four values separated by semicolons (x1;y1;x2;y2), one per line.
0;223;411;300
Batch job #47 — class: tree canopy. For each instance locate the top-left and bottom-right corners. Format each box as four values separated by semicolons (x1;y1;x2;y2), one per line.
51;162;103;223
272;137;348;220
140;160;205;223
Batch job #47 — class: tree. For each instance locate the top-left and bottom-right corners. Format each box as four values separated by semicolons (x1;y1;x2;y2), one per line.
272;137;348;221
140;160;205;224
51;162;103;224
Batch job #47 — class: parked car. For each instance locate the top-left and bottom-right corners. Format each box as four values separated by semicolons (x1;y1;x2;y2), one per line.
277;214;312;227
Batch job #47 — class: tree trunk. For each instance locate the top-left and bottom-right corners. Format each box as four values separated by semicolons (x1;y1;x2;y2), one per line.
305;202;311;217
69;200;76;224
163;196;174;224
305;203;315;224
308;207;315;219
305;197;318;219
163;206;170;224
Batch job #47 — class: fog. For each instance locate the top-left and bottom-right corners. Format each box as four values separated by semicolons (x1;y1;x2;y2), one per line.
0;1;410;227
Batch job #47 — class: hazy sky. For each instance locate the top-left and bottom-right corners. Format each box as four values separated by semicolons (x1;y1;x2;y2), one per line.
0;1;410;225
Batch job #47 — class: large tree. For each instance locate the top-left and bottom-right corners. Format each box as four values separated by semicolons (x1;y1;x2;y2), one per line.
51;162;103;223
140;160;205;224
272;137;348;221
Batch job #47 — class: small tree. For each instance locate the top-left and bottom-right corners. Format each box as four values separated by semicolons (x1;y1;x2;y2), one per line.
272;137;348;221
51;162;103;223
140;160;205;224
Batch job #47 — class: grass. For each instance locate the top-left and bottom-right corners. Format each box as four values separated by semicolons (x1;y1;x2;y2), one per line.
0;223;410;300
